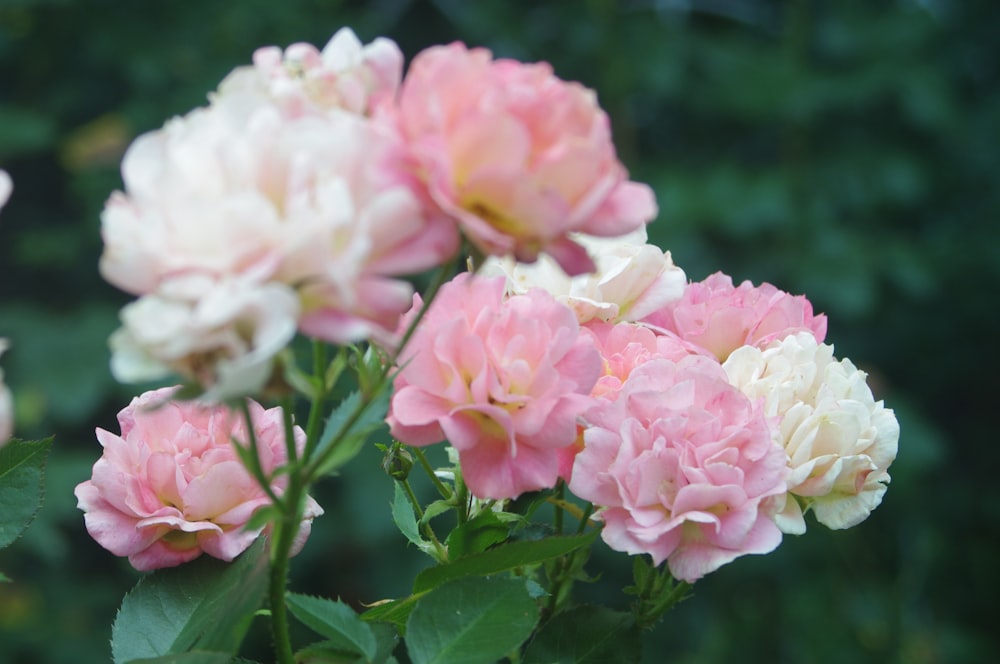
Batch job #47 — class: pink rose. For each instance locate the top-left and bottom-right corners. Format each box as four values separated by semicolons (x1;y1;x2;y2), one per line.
642;272;827;362
555;322;703;481
384;42;657;275
387;273;601;499
585;322;709;402
75;387;323;571
570;356;788;582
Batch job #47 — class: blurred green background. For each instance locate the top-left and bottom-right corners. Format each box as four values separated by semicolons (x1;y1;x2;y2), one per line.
1;0;996;662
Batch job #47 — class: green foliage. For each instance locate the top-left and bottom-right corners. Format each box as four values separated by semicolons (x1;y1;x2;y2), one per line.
286;593;390;662
110;540;268;663
404;576;539;664
413;531;599;594
0;438;52;550
310;389;391;478
522;605;640;664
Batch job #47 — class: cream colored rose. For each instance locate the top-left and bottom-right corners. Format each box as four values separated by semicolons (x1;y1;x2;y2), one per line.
724;332;899;530
482;229;686;324
110;272;299;402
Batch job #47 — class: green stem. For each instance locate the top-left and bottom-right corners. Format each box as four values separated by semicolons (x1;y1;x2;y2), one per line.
399;478;448;561
411;446;454;500
553;481;565;535
303;256;460;483
268;522;295;664
454;465;470;525
302;342;334;461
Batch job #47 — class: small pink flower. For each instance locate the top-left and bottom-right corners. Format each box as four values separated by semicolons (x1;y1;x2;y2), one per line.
75;387;323;571
383;42;657;275
642;272;827;362
387;273;601;499
570;356;788;582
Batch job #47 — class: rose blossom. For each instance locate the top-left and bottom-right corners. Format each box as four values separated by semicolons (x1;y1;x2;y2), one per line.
642;272;827;362
481;228;686;325
555;322;705;480
109;271;299;401
75;387;323;571
100;88;457;392
387;273;601;500
217;27;403;117
724;332;899;530
384;42;657;275
570;356;789;583
0;339;12;446
585;322;707;402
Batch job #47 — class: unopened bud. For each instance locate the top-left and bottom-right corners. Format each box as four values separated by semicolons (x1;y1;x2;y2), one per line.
382;442;414;481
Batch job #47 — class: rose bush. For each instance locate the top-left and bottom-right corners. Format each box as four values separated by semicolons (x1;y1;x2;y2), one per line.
53;27;903;664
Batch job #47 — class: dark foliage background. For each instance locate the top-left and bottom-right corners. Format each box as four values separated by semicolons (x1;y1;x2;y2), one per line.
1;0;996;662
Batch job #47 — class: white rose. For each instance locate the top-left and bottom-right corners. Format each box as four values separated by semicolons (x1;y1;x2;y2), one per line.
482;228;686;324
724;332;899;530
110;272;299;402
215;27;403;117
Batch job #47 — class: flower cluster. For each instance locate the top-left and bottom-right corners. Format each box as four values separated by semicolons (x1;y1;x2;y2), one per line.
74;387;322;570
83;27;899;590
389;240;898;581
100;29;653;401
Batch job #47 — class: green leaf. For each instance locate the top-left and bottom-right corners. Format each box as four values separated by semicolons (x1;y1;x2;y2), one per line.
111;539;268;663
127;652;235;664
0;437;53;549
293;621;397;663
444;511;509;559
418;499;454;527
286;593;376;660
413;531;599;594
522;605;640;664
292;641;363;663
391;482;435;555
404;577;539;664
0;570;10;583
360;595;425;630
312;390;390;477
